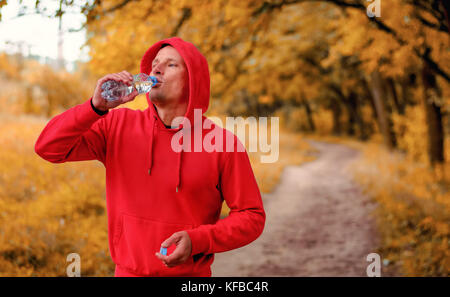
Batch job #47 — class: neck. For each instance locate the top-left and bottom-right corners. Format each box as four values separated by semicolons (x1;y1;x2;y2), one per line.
152;100;188;127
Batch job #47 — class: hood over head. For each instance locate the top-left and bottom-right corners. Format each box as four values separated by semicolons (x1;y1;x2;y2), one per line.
140;37;210;127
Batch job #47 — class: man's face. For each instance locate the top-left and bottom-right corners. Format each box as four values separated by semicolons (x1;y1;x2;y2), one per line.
150;46;189;104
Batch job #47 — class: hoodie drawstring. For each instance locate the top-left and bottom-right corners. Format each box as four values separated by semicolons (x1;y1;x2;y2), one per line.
175;151;182;192
148;115;183;193
148;115;157;175
176;124;183;193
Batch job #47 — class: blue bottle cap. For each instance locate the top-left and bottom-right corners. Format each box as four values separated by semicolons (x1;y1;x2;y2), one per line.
160;247;167;256
149;75;159;86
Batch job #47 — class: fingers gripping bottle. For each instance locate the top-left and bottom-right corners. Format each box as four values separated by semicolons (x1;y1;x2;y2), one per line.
101;73;159;101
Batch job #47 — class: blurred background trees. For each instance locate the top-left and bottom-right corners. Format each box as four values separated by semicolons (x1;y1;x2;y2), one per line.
0;0;449;276
2;0;448;165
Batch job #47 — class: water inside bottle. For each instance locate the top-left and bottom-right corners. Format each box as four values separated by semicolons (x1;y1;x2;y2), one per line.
133;81;155;94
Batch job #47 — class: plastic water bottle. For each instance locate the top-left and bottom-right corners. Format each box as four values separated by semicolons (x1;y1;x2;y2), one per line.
101;73;159;101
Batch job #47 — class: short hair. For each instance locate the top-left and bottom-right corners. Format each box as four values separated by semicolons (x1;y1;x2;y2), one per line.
160;43;171;49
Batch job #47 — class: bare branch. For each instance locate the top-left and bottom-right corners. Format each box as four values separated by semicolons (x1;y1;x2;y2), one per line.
102;0;135;15
171;7;192;36
416;14;448;33
250;0;450;82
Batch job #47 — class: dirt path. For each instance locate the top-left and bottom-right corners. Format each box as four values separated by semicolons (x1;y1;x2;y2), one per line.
211;140;381;276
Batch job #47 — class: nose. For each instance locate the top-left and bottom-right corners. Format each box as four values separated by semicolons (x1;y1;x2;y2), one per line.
151;64;163;76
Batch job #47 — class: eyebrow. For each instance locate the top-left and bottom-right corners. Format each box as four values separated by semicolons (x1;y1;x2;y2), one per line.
152;58;178;64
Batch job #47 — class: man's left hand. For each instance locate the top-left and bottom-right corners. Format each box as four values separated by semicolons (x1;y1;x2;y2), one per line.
155;231;192;268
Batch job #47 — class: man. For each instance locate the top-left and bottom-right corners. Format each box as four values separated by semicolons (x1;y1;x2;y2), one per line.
35;37;265;277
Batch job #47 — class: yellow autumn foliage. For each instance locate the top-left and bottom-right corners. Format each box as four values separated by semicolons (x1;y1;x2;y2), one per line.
0;114;114;276
351;140;450;276
0;0;449;276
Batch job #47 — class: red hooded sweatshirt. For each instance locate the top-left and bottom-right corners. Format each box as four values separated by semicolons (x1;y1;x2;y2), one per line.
35;37;265;277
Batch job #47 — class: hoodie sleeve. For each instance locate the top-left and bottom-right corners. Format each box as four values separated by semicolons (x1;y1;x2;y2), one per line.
186;137;266;255
35;98;110;164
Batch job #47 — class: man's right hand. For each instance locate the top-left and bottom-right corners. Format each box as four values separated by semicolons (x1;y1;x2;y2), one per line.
92;71;139;112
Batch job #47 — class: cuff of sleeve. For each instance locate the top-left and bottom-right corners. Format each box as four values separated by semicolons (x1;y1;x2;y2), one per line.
72;98;108;131
90;98;109;116
186;227;210;256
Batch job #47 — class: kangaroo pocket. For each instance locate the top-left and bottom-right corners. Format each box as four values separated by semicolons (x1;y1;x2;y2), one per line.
113;213;195;276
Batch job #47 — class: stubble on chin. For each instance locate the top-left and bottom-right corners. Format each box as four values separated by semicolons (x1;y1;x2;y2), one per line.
150;91;165;104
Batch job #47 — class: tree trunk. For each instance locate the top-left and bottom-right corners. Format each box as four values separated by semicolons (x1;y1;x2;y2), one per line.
359;78;377;132
400;76;415;107
343;96;356;137
301;97;315;132
330;98;342;135
387;78;404;115
369;71;397;149
421;60;444;164
344;91;369;140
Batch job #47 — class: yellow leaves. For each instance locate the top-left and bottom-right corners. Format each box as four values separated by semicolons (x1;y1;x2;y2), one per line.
418;216;434;231
0;116;113;276
352;131;450;276
435;222;450;237
283;83;301;101
0;52;21;80
0;59;94;117
121;95;149;111
312;107;333;136
387;43;416;77
320;47;338;69
86;0;163;76
258;95;272;104
327;0;447;81
224;1;249;26
392;106;428;165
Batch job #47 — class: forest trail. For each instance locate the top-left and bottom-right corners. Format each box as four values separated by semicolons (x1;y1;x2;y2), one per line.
212;140;383;276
